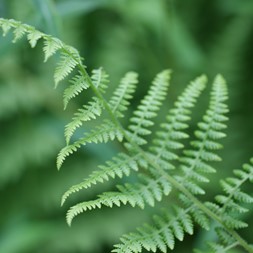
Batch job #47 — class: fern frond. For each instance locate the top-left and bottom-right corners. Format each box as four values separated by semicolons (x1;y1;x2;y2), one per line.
176;75;228;195
12;24;26;43
195;227;239;253
66;200;102;226
27;28;43;48
213;158;253;229
127;70;171;146
112;207;193;253
109;72;138;117
61;153;140;205
2;18;253;253
0;18;14;36
66;174;172;225
57;120;123;169
64;97;102;143
54;50;79;87
91;67;109;94
43;36;63;62
63;72;90;109
150;75;207;167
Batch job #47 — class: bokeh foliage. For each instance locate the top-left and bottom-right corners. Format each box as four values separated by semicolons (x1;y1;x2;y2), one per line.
0;0;252;252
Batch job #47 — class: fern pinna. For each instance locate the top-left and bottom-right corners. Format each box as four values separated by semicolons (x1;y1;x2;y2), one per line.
1;18;253;253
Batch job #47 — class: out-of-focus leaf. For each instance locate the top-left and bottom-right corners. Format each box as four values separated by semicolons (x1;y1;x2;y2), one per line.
56;0;106;17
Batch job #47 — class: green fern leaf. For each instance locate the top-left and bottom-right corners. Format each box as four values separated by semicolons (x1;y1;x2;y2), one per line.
91;67;109;93
127;70;171;146
0;19;12;36
64;97;102;143
66;174;171;217
57;120;123;169
66;174;172;226
43;36;62;62
54;51;79;87
27;28;43;48
63;72;90;109
61;153;140;206
109;72;138;117
150;75;207;170
177;75;228;195
66;200;102;226
113;207;193;253
12;24;27;43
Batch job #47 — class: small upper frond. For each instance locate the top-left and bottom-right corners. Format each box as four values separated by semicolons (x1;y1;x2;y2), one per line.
91;67;109;94
57;120;123;169
109;72;138;117
27;28;43;48
43;36;63;62
54;49;79;87
0;18;13;36
127;70;171;146
63;72;90;109
12;24;26;43
64;97;103;143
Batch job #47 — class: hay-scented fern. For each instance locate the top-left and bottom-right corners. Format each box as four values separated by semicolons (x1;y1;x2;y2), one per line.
1;18;253;253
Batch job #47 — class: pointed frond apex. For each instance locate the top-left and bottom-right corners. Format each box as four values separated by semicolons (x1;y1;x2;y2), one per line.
91;67;110;93
54;51;79;87
127;69;171;146
109;71;138;117
63;73;90;109
43;36;63;62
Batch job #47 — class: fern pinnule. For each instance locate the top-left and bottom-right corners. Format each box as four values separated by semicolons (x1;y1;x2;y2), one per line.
109;72;138;117
61;153;140;206
12;24;26;43
113;207;194;253
54;51;79;87
57;120;123;169
91;67;109;94
66;200;102;226
214;158;253;229
43;36;63;62
204;227;239;253
191;159;253;253
27;28;43;48
150;75;207;169
0;18;13;36
127;70;171;146
195;226;240;253
177;75;228;195
63;67;109;143
66;174;172;226
63;72;90;110
64;97;102;143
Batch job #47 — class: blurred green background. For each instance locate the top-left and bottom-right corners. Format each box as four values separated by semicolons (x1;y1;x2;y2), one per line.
0;0;253;252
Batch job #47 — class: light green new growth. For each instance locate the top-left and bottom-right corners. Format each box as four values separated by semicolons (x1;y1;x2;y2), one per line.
1;18;253;253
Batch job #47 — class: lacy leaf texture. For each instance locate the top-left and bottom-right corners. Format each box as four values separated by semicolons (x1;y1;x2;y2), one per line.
1;18;253;253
